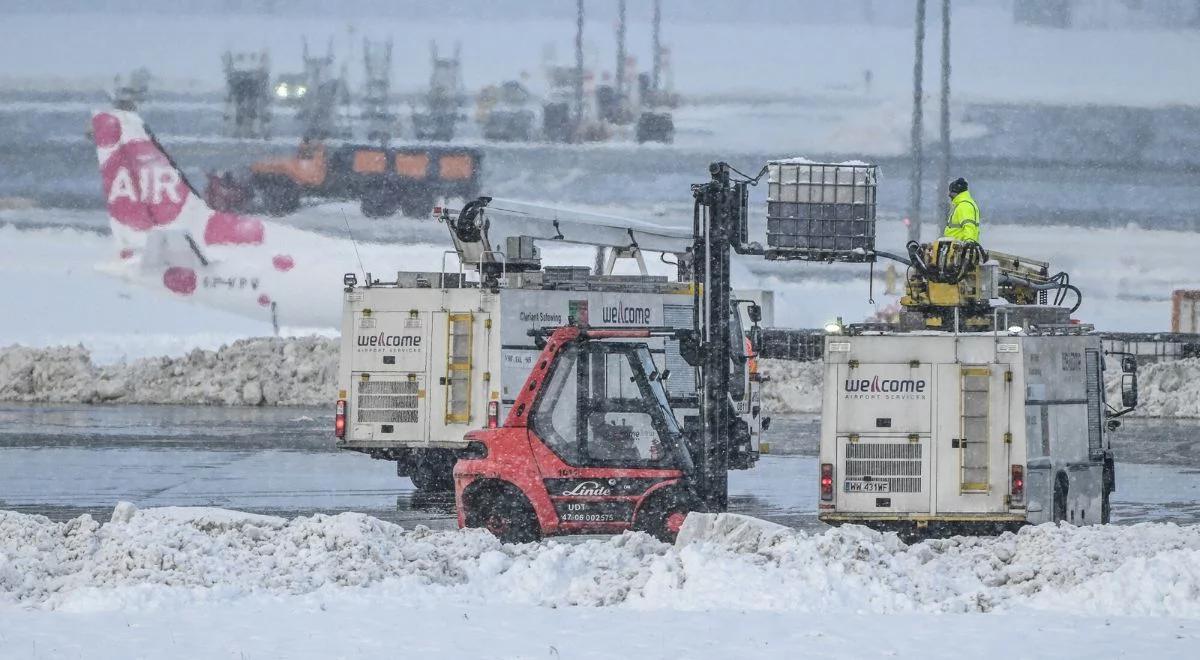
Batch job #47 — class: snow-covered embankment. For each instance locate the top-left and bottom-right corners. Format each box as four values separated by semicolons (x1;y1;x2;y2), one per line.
0;337;336;406
2;340;1198;418
2;505;1199;618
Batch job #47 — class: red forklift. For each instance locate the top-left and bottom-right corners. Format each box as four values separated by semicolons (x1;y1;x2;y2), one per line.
454;163;763;542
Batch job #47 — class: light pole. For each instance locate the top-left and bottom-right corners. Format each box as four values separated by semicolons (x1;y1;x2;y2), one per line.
908;0;927;243
937;0;952;225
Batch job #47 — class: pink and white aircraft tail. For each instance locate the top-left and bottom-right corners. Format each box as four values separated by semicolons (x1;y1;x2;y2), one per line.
90;109;364;329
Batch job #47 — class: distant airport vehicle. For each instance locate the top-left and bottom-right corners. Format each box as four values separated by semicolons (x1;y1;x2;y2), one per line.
246;140;482;218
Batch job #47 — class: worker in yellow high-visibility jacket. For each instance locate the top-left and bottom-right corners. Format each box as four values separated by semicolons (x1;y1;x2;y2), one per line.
943;177;980;243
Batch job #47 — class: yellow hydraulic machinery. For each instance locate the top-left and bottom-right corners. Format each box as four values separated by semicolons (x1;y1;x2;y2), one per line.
898;238;1079;329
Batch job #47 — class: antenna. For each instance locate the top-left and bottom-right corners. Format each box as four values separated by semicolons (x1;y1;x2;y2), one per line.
341;210;368;282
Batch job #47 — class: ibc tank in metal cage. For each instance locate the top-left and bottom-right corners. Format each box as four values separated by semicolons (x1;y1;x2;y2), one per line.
765;160;878;262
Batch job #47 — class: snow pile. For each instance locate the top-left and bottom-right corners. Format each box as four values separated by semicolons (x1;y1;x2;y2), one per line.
1118;357;1200;419
0;336;1191;418
759;358;824;414
4;505;1200;618
0;337;336;406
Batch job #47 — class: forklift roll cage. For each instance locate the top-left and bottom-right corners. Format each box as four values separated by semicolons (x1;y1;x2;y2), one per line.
521;328;692;473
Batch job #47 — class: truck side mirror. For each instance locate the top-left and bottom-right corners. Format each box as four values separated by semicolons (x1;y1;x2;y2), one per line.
1121;372;1138;409
748;303;762;324
1121;355;1136;373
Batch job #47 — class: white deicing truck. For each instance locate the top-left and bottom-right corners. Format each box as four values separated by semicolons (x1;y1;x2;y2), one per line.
816;240;1137;535
335;198;770;490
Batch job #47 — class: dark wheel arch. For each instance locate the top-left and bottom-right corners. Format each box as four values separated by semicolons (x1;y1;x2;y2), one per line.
462;479;540;544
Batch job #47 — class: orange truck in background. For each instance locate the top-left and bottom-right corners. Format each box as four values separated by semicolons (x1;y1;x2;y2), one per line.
246;140;482;218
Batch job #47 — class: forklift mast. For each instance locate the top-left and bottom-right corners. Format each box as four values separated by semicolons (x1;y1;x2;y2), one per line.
690;162;754;511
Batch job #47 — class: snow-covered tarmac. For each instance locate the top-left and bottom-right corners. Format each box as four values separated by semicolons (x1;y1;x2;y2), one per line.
1;507;1199;659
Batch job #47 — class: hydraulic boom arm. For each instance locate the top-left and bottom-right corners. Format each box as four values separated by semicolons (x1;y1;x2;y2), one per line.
436;196;693;273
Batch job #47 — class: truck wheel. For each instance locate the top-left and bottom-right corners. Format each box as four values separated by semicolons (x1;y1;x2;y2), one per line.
256;177;300;216
410;451;455;492
360;189;397;218
1052;472;1069;524
464;483;540;544
635;491;693;543
399;193;434;218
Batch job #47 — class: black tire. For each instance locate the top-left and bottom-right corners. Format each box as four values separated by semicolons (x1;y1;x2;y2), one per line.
634;490;694;543
360;189;397;218
463;482;540;544
398;192;434;218
409;451;455;492
256;176;301;216
1052;472;1069;524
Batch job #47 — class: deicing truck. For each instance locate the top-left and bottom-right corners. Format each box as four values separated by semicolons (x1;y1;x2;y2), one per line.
816;239;1138;534
335;198;770;490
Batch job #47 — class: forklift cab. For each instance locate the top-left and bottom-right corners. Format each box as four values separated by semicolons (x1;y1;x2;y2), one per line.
531;341;687;468
454;326;694;543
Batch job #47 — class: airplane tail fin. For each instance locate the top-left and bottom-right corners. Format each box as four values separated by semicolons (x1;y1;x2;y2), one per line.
91;110;265;261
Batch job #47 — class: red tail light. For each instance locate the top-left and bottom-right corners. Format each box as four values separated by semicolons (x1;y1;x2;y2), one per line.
335;399;347;438
821;463;834;501
486;401;500;428
1011;464;1024;501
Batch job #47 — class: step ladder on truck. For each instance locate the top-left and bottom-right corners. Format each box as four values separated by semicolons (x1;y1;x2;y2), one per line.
334;196;771;492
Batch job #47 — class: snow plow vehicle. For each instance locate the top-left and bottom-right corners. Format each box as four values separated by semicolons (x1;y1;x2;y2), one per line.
246;140;481;218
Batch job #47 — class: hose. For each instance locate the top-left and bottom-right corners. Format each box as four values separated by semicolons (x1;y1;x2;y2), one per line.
907;239;987;285
872;249;912;267
1001;274;1083;313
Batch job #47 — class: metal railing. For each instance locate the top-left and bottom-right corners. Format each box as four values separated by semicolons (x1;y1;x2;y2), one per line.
755;327;1200;363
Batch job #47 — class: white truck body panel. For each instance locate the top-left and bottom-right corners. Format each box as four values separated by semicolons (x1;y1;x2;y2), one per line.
338;277;758;453
819;331;1110;528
